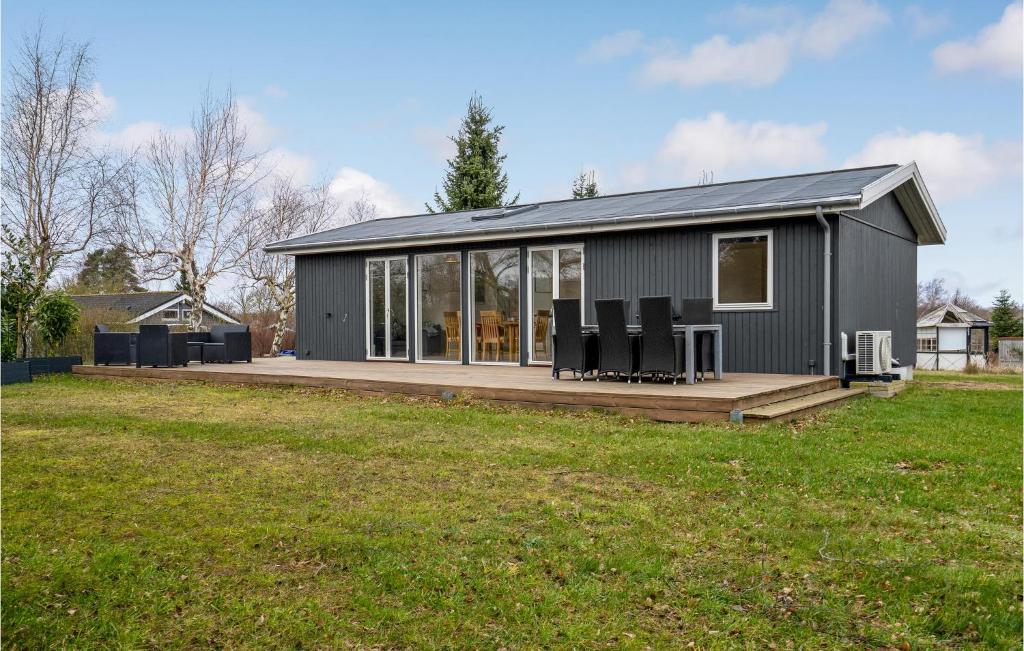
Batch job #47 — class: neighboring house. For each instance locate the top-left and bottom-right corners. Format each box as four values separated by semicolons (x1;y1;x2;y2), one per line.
915;303;991;370
69;291;239;327
265;163;945;377
997;337;1023;369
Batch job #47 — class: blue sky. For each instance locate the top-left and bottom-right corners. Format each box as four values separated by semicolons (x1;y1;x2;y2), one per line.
4;0;1022;303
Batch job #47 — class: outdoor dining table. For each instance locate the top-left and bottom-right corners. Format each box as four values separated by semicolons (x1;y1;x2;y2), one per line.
581;323;723;384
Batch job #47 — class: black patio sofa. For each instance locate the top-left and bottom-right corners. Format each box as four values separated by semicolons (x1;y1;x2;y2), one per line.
186;324;252;363
93;324;136;366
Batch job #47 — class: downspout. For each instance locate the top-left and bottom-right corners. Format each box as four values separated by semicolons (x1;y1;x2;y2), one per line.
815;206;832;376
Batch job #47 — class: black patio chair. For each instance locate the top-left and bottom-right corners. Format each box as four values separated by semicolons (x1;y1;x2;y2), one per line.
638;295;684;384
93;324;136;366
196;325;252;363
595;298;638;382
136;325;188;368
551;298;595;380
680;298;714;381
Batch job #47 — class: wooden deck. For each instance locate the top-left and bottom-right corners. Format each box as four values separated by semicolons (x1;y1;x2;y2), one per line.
72;358;861;423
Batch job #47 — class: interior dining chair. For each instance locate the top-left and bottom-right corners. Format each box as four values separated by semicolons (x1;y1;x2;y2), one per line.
478;310;502;361
533;309;550;358
443;311;461;359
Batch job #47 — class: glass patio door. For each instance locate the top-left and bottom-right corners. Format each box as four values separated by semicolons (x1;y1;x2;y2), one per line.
528;245;583;363
366;257;408;360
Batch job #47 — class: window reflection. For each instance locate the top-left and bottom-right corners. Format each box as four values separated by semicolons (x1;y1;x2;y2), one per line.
472;249;520;363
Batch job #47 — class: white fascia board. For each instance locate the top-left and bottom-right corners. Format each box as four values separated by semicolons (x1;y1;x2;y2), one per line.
128;295;188;323
266;200;859;255
859;162;947;245
128;294;240;324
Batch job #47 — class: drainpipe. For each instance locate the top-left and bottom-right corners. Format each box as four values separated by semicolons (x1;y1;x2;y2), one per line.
815;206;832;376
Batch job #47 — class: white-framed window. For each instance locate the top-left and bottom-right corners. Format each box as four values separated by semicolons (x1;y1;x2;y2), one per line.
712;230;773;311
415;252;463;363
526;244;584;364
162;308;179;321
469;248;521;365
917;336;937;352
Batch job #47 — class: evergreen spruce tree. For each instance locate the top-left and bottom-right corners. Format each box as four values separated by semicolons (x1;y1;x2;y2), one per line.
73;245;144;293
990;289;1023;349
427;94;518;213
571;170;599;199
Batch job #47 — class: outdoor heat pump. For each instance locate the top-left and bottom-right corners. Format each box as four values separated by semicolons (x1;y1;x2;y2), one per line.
855;330;893;375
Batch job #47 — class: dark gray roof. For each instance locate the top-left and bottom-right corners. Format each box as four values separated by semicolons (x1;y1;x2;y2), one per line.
266;165;906;254
70;291;184;316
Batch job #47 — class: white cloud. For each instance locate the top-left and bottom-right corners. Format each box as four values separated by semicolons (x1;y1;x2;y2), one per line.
88;82;117;120
93;120;192;152
327;167;410;218
236;99;277;148
587;0;889;88
905;5;951;38
263;84;288;99
266;148;315;184
412;121;458;162
801;0;890;58
844;129;1021;202
641;33;792;88
655;112;828;182
579;30;647;62
933;2;1023;78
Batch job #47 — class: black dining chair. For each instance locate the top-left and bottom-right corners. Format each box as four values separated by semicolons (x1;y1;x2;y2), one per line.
552;298;594;380
638;295;684;384
595;298;638;382
680;298;714;381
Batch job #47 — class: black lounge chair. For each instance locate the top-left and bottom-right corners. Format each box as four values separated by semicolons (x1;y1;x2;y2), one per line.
93;324;136;366
136;325;189;368
638;295;684;384
551;298;595;380
187;325;252;363
680;298;714;381
594;298;638;382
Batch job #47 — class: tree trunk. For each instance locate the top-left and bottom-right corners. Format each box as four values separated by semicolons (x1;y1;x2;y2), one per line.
269;290;295;356
187;286;206;331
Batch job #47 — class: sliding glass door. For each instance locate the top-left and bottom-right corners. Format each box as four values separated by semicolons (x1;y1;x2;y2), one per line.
416;253;463;363
366;257;408;360
528;244;583;364
470;249;520;364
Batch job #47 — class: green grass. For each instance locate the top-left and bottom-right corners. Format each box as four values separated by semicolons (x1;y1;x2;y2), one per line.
3;375;1021;649
914;369;1023;386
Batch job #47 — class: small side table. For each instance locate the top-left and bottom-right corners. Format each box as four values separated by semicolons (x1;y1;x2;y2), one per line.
187;342;206;365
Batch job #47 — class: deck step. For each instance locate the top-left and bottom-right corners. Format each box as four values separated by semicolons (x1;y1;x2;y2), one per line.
743;387;867;421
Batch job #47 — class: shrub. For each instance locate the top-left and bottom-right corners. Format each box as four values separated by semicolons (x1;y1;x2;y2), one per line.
35;291;81;354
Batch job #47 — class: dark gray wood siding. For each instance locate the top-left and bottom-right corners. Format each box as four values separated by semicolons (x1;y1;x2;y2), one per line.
584;217;824;375
295;253;366;360
833;194;918;371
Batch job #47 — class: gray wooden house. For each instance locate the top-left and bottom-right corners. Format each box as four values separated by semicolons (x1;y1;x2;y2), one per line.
265;163;945;376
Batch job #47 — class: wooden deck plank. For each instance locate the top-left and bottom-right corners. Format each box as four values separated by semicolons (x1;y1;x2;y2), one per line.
72;358;840;423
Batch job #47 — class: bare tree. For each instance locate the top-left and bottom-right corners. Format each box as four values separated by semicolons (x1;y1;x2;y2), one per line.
112;90;264;330
1;27;123;352
347;190;378;223
917;277;947;316
241;178;337;355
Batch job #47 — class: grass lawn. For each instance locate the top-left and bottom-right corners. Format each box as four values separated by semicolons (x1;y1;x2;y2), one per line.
914;369;1022;387
2;374;1021;648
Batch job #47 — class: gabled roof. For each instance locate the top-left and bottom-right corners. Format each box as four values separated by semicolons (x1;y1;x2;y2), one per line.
265;162;946;255
69;291;240;324
917;303;991;327
70;291;184;315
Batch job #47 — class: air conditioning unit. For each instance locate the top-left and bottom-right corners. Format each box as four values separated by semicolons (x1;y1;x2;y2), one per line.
856;330;893;375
